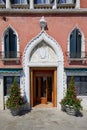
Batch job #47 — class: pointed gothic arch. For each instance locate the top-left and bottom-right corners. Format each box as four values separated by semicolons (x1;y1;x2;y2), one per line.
2;25;20;59
67;26;85;60
23;31;64;109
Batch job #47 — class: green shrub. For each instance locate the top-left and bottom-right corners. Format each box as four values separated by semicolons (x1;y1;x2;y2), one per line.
6;77;26;110
60;77;82;111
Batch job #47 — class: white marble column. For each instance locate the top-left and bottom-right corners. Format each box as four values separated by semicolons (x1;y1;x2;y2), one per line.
52;0;57;9
6;0;11;9
0;76;4;110
30;0;34;9
75;0;80;9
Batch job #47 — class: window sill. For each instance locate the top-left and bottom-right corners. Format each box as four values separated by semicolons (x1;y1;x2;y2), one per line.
68;58;86;64
2;57;19;60
2;58;20;63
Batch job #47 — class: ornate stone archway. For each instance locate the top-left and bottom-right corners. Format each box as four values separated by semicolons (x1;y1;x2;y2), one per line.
23;31;64;109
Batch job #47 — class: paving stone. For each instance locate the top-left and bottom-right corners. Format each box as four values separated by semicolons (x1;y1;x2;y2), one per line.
0;109;87;130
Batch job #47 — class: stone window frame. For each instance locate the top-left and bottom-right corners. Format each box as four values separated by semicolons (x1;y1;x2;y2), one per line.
67;26;85;63
2;25;20;60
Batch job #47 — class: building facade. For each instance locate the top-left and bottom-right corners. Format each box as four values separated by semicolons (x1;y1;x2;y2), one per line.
0;0;87;110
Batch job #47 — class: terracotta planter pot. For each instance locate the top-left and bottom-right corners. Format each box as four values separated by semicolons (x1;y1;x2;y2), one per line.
40;97;47;104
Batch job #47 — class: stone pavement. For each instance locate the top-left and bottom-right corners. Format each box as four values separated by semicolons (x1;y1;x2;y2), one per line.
0;109;87;130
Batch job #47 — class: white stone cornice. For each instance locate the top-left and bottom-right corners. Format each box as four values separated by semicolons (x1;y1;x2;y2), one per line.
0;8;87;14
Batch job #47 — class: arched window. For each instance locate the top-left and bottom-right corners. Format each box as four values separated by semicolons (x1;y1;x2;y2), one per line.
34;0;50;4
13;0;27;4
4;28;17;58
70;28;81;58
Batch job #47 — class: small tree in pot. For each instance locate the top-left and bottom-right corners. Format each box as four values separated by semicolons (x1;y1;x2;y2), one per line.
6;77;26;116
60;77;82;116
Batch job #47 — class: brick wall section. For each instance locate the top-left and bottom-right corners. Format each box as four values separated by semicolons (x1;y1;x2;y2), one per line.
0;14;87;68
80;0;87;8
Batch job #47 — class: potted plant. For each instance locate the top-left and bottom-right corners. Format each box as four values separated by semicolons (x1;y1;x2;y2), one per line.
6;77;26;116
60;77;82;116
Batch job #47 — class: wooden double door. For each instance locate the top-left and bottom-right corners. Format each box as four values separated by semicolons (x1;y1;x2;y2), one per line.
30;68;57;107
35;75;52;104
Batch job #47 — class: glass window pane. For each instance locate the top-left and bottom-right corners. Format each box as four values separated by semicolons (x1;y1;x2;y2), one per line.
0;0;4;4
45;0;50;4
4;32;9;58
21;0;27;4
36;0;50;4
80;77;86;82
36;0;42;4
75;76;80;82
41;77;46;97
4;76;20;96
4;28;17;58
67;76;87;96
9;29;17;58
14;0;20;4
70;28;81;58
76;30;81;58
66;0;73;4
58;0;65;3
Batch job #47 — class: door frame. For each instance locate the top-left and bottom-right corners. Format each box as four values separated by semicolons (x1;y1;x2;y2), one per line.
30;67;57;108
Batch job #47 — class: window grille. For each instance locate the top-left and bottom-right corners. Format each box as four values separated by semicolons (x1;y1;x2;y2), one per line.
67;76;87;96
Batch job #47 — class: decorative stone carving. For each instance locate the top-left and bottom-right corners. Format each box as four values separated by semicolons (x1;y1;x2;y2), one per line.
23;31;64;110
30;41;58;63
39;44;47;59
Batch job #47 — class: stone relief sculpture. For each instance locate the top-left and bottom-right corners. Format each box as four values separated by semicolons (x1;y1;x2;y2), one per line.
30;41;58;62
39;43;48;59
